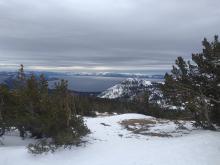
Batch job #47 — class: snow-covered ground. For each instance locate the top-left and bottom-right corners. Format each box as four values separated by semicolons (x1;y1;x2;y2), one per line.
98;78;152;99
0;113;220;165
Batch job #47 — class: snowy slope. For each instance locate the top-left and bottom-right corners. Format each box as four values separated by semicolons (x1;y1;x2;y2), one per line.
98;78;183;110
0;113;220;165
98;78;152;99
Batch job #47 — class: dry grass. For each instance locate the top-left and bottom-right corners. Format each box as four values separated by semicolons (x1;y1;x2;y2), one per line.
137;132;172;137
120;118;173;137
120;119;156;126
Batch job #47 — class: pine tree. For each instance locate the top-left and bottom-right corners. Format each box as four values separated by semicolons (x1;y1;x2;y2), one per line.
39;74;48;95
0;65;89;153
162;36;220;129
54;79;72;129
0;84;10;136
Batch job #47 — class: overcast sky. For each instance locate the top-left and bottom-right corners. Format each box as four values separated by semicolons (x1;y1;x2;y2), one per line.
0;0;219;73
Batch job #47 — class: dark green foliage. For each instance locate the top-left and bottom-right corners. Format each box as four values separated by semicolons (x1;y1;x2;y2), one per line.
0;65;89;153
0;84;11;136
28;140;57;154
73;95;141;116
144;104;192;120
72;93;190;121
162;36;220;129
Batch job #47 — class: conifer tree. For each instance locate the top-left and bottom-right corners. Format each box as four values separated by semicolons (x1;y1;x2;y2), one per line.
0;65;89;153
162;36;220;129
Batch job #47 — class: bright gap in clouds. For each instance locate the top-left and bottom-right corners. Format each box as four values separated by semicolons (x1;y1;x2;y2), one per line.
0;63;171;73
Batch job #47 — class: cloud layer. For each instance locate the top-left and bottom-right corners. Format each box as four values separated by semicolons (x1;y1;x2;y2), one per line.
0;0;219;72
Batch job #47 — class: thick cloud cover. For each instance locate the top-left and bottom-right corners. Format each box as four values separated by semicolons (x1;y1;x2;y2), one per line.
0;0;219;73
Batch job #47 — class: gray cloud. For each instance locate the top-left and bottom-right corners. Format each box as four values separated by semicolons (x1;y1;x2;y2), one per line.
0;0;219;73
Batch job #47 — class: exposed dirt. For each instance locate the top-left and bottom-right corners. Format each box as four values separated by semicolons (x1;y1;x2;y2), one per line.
120;119;156;126
120;118;192;138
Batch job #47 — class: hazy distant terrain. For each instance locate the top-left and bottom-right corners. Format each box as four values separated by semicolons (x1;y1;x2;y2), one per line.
0;71;164;92
48;76;125;92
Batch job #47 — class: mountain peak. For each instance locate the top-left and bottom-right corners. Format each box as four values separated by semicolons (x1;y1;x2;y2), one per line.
98;78;152;99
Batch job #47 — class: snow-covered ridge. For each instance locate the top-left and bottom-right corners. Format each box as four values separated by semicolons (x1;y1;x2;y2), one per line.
98;78;182;110
98;78;152;99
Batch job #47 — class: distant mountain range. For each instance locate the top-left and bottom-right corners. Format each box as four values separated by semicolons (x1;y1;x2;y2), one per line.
98;78;153;99
0;71;164;79
0;71;165;95
65;72;164;79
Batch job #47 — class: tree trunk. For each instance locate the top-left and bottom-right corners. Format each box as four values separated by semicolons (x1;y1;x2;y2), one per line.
201;95;216;130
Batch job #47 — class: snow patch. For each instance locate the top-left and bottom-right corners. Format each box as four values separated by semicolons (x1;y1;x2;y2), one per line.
0;114;220;165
